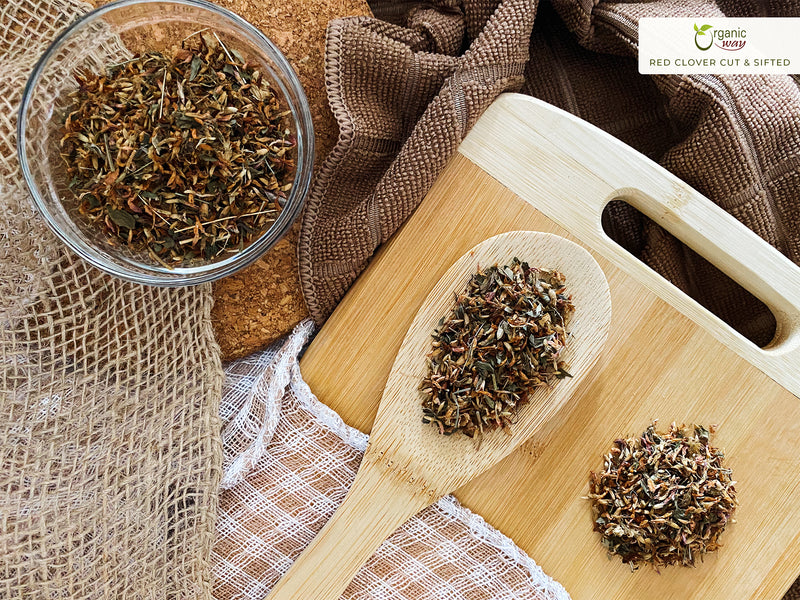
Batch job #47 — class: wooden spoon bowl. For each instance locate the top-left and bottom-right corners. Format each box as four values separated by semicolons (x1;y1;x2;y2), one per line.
265;230;612;600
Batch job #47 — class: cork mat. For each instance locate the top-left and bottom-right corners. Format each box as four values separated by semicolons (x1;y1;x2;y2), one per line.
208;0;372;360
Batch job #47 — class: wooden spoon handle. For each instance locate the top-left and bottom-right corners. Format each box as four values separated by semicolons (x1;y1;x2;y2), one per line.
263;455;432;600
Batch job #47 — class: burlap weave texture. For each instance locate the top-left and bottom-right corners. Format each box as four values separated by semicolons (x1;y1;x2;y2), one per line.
0;1;223;597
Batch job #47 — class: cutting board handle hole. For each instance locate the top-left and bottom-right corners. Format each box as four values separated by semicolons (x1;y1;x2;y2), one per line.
601;198;778;348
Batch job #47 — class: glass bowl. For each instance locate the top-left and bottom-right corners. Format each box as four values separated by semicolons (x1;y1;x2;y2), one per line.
18;0;313;286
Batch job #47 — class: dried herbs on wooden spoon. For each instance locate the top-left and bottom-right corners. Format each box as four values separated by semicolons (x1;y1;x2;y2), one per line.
59;33;295;266
420;257;574;442
588;422;738;570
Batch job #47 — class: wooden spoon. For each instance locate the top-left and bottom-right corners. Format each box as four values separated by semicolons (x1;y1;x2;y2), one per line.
264;230;612;600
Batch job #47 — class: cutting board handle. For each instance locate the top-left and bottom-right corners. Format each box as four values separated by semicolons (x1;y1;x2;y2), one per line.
459;93;800;397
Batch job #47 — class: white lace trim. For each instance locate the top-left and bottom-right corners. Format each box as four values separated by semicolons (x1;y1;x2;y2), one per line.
218;320;571;600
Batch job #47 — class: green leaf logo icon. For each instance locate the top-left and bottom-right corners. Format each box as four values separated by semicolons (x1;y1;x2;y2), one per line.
694;24;713;50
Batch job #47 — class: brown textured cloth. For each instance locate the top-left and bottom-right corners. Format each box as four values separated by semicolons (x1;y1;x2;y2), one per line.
0;0;223;597
788;578;800;600
299;0;536;320
299;0;800;351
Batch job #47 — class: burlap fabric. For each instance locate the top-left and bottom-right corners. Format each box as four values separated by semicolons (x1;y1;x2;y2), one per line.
299;0;800;350
211;322;570;600
0;1;223;598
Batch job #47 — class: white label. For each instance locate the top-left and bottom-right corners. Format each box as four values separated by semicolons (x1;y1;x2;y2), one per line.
639;17;800;74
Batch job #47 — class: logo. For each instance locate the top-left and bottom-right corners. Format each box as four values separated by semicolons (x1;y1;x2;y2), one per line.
640;17;796;75
694;23;747;51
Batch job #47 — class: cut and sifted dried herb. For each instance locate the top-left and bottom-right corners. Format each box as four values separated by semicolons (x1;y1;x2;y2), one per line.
420;258;574;443
588;422;738;570
58;33;295;266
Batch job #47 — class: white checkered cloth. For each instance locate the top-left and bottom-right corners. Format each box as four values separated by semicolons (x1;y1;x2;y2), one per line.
211;320;571;600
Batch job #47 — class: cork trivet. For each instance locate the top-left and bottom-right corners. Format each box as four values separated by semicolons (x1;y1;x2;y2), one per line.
209;0;371;360
88;0;372;360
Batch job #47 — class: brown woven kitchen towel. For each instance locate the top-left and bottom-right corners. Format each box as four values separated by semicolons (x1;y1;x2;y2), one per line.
299;0;536;321
787;578;800;600
299;0;800;350
0;1;223;598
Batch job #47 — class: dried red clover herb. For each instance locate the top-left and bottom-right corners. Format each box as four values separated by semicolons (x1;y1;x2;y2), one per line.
421;258;574;443
588;422;738;570
59;33;295;266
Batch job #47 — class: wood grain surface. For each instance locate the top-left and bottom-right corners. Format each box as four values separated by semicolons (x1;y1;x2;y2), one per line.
300;95;800;600
265;231;612;600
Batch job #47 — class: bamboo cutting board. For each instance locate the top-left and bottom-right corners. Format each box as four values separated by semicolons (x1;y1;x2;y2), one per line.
300;94;800;600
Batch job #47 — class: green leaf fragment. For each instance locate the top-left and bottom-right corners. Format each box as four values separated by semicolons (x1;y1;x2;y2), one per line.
189;56;203;81
108;208;136;229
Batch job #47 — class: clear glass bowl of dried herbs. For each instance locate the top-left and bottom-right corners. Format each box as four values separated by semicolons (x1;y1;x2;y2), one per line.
18;0;313;285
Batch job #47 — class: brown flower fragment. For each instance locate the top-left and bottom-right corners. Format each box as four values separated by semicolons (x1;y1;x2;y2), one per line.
420;258;574;443
588;422;738;570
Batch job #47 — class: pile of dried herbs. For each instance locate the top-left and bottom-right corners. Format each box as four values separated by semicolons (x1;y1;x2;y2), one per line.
420;258;574;442
59;34;295;266
588;423;738;570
